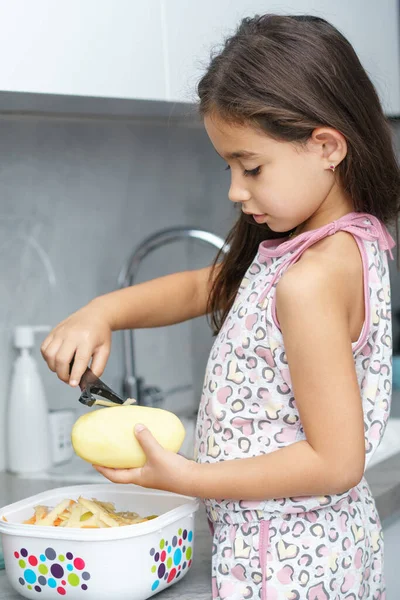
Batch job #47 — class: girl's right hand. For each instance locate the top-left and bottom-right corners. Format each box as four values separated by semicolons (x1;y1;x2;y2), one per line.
40;303;112;387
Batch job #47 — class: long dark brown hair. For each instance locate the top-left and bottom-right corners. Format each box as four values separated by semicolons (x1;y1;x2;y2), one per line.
198;14;400;334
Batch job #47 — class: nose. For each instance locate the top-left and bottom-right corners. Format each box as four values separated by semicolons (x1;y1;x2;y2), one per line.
228;174;251;204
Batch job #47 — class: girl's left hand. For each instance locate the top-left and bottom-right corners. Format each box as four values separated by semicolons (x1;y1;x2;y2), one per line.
93;424;196;496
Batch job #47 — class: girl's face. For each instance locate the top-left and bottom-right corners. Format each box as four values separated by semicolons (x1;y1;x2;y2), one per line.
204;113;346;233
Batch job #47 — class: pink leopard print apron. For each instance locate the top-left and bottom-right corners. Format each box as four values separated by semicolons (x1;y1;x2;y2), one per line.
194;212;395;599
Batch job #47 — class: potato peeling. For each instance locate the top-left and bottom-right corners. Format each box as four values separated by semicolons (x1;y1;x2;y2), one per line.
22;497;157;528
93;397;137;408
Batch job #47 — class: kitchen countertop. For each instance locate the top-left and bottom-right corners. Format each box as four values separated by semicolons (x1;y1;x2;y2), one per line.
1;447;400;599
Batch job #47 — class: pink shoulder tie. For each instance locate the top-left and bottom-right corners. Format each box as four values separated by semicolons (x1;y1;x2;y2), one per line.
259;212;395;305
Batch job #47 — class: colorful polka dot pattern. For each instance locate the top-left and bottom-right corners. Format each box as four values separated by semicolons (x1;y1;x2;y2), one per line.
14;547;91;595
149;527;193;592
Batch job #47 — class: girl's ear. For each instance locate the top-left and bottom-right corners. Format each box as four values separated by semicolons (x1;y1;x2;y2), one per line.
311;127;347;170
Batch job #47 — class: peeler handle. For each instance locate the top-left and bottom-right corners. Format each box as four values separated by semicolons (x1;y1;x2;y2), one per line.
69;358;125;406
81;371;125;405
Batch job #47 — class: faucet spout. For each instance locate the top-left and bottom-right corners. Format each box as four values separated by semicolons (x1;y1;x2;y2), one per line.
117;227;229;406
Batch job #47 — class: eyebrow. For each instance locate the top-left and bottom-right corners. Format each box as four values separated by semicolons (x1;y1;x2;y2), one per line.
215;149;259;160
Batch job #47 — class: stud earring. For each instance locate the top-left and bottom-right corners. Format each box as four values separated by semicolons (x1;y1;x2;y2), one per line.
329;164;336;173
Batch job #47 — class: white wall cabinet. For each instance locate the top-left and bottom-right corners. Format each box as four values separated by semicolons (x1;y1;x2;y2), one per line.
0;0;166;101
0;1;398;116
163;0;400;116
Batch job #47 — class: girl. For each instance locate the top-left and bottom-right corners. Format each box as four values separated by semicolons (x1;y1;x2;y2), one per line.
41;14;400;600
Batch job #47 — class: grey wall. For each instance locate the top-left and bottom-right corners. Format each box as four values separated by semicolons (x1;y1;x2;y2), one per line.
0;114;399;470
0;113;235;470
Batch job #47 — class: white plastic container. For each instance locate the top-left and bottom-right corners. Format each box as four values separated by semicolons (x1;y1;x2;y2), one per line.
0;484;199;600
7;325;52;474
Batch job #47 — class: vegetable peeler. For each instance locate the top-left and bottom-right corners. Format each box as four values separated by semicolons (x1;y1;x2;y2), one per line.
70;358;127;407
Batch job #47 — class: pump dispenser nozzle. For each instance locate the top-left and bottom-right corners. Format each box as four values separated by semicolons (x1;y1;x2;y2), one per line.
14;325;51;349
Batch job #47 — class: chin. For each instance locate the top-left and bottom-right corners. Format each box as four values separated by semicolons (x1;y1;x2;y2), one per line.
263;219;288;233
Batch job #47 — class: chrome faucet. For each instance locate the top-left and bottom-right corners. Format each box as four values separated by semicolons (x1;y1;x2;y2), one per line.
117;227;229;406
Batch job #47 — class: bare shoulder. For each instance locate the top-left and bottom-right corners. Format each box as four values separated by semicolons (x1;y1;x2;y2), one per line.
276;232;363;312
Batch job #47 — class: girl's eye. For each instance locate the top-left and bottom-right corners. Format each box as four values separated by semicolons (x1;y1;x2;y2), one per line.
224;165;261;177
244;166;261;177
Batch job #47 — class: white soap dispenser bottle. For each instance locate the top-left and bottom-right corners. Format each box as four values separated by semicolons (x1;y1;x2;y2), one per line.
7;325;52;474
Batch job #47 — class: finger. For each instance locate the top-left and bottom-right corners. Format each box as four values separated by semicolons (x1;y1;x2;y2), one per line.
42;338;64;372
54;343;79;383
40;333;54;355
69;347;91;386
134;425;163;456
93;465;143;485
90;344;110;378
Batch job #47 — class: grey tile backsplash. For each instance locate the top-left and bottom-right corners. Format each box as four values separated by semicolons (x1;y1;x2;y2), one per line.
0;114;399;470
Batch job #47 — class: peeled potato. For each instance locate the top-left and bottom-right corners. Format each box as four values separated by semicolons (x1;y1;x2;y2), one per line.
71;405;186;468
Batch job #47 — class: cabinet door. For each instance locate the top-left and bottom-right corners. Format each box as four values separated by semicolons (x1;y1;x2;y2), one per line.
163;0;400;116
0;0;167;101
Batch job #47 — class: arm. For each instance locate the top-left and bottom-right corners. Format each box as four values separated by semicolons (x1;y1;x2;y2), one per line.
91;264;219;331
41;263;221;384
100;254;366;499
